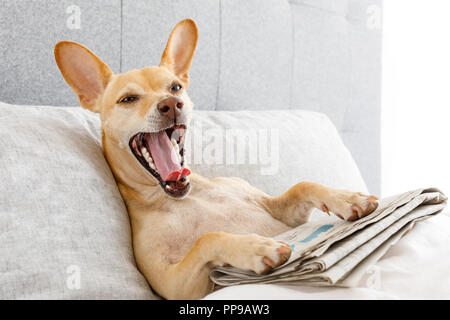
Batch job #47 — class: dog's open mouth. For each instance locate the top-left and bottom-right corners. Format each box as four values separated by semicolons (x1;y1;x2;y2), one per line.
129;125;191;198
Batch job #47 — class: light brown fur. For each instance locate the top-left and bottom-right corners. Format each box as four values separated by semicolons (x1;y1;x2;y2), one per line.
54;19;378;299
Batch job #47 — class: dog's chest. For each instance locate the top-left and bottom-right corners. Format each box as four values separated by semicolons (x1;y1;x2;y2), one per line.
153;188;290;263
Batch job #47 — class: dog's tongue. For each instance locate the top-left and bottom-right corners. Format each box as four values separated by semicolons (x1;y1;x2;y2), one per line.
144;131;182;181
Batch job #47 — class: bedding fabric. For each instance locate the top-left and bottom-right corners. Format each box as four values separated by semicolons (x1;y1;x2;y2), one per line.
205;210;450;299
2;102;444;300
0;102;155;299
0;102;369;299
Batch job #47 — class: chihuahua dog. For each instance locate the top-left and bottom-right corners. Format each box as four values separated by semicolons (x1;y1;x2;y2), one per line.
54;19;378;299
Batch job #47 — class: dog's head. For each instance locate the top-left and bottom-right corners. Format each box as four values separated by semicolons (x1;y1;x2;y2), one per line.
55;19;198;199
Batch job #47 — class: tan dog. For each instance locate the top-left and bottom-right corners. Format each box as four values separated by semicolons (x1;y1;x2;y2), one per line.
54;19;378;299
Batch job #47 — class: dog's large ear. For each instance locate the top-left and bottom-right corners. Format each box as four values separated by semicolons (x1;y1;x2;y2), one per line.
160;19;198;86
54;41;113;113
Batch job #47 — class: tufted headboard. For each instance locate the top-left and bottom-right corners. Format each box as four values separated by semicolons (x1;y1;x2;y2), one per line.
0;0;381;194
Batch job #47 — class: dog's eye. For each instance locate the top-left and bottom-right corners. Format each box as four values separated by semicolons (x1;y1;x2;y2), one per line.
118;96;139;104
170;83;182;92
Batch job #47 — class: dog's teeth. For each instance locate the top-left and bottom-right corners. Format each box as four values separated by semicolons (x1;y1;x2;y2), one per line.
143;153;155;169
141;147;149;156
141;147;154;165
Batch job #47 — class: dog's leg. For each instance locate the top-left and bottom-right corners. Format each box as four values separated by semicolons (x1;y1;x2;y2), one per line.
262;182;379;227
151;232;291;299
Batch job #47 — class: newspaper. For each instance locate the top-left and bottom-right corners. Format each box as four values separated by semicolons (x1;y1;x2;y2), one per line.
210;188;447;287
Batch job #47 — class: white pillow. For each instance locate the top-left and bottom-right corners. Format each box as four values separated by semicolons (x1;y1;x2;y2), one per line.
0;102;155;299
0;102;367;299
185;110;368;196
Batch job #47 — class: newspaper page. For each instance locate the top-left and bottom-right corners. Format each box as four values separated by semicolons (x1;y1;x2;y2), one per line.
210;188;447;287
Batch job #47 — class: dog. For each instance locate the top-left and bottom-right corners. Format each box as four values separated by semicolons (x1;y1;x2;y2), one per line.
54;19;378;299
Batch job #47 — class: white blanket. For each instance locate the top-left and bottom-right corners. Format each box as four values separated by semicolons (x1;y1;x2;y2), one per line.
205;209;450;299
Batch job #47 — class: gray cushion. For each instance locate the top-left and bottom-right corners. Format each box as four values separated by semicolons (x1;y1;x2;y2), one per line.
187;109;369;197
0;102;155;299
0;0;121;107
290;0;382;196
217;0;293;111
0;0;381;194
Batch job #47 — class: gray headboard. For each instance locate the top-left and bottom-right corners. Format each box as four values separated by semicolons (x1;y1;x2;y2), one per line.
0;0;381;194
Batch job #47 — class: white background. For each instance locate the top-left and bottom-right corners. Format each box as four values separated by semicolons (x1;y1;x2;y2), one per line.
382;0;450;197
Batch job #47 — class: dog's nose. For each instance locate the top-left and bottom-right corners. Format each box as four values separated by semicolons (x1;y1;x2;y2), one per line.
157;97;184;120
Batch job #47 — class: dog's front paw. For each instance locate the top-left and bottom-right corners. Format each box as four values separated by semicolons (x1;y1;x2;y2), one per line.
323;191;379;221
226;234;291;275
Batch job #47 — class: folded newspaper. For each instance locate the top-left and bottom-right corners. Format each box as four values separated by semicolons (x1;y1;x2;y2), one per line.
210;188;447;287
